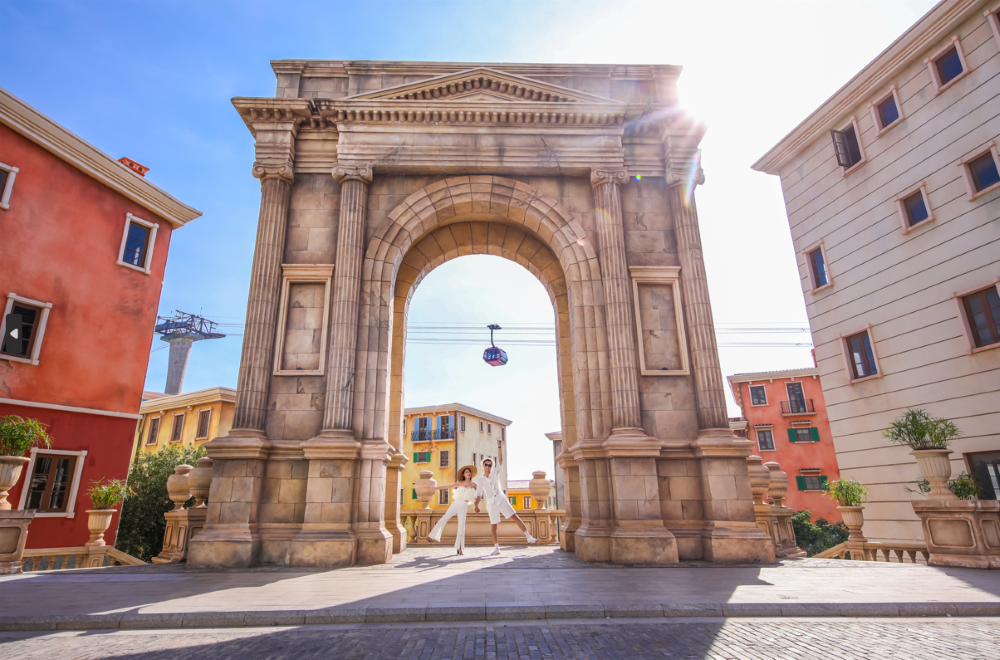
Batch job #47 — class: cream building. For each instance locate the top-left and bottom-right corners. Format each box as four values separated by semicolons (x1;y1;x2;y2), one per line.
399;403;509;512
754;0;1000;543
132;387;235;460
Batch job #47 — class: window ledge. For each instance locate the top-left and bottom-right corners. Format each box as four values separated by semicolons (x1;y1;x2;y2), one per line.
842;159;867;177
758;448;777;452
811;282;834;295
901;217;934;235
933;69;970;96
969;342;1000;355
1;354;38;366
782;411;818;417
30;511;75;518
875;118;904;137
970;180;1000;201
848;373;883;384
117;259;151;275
0;202;8;211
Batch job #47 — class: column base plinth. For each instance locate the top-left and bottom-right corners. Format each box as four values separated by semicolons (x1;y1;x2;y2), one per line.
609;522;679;564
288;529;357;568
355;528;393;565
701;523;776;564
573;524;612;562
187;524;260;568
693;428;754;457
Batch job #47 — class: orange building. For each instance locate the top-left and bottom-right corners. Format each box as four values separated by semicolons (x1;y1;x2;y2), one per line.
0;87;200;548
728;366;842;523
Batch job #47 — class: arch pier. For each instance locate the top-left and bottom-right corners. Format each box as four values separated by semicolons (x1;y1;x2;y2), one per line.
188;60;774;568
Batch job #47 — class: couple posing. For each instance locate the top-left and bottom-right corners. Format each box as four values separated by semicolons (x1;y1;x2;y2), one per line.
427;437;537;556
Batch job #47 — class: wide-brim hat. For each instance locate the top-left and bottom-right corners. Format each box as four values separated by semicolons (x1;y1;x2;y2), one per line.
457;464;477;478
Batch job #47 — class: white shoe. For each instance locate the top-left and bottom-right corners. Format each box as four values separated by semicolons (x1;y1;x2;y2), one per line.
525;534;537;544
489;547;501;556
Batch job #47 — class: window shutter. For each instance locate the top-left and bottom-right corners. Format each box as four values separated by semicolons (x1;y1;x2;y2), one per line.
830;129;853;167
795;476;807;491
413;452;418;463
787;428;797;443
820;476;829;490
412;489;417;499
810;427;820;442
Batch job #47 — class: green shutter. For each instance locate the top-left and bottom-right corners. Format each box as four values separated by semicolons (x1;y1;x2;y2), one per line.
412;488;417;499
413;452;418;462
787;428;797;443
810;427;820;442
820;476;829;490
795;476;806;491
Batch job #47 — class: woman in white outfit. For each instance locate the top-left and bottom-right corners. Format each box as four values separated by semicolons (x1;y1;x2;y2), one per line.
427;465;478;555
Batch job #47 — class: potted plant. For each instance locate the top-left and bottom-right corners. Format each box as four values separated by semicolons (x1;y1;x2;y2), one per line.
0;415;52;510
824;478;869;542
86;479;132;547
883;409;962;500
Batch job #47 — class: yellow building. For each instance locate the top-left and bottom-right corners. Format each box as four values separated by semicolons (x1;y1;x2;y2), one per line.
132;387;235;460
400;403;511;512
505;479;557;511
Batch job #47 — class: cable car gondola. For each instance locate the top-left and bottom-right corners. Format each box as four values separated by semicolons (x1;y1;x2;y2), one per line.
483;324;508;366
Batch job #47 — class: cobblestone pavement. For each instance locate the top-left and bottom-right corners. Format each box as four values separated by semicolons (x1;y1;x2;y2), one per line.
1;618;998;659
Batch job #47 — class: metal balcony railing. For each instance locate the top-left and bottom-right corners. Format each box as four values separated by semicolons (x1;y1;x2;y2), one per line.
411;427;456;442
780;399;815;415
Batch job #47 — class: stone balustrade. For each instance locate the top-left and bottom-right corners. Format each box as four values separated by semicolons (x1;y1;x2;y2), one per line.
405;509;565;547
747;456;803;559
153;459;212;563
814;541;930;563
21;545;144;571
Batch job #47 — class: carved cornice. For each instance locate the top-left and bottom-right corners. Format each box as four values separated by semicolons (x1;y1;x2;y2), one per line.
252;162;294;184
332;164;373;184
590;167;629;188
313;99;633;127
232;97;313;138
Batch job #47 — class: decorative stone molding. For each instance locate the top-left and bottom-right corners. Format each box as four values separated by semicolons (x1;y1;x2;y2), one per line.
314;99;629;127
590;167;629;188
628;266;690;376
251;162;294;184
332;164;373;184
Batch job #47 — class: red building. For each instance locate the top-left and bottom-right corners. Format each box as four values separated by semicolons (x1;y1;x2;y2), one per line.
0;87;200;548
727;366;843;523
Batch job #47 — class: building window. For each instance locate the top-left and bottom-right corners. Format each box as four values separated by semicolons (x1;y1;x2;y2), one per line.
500;427;505;441
895;183;933;232
803;241;831;292
523;496;532;509
961;285;1000;349
843;328;879;381
472;452;477;466
400;488;404;505
414;451;431;464
438;490;449;505
869;86;904;134
145;417;161;445
25;453;78;513
926;36;969;93
169;413;185;443
402;418;406;434
487;423;492;434
438;415;452;439
439;450;450;468
749;385;767;406
958;144;1000;199
195;409;212;440
480;420;484;432
789;427;820;443
0;161;18;210
756;429;775;452
0;293;53;366
830;117;865;171
460;415;466;432
116;213;159;274
796;474;829;491
509;496;517;506
988;6;1000;49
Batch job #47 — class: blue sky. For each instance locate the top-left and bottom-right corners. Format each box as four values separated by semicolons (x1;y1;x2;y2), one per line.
1;0;937;478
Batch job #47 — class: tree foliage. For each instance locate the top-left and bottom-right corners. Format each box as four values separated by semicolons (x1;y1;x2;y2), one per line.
792;510;849;557
115;446;206;562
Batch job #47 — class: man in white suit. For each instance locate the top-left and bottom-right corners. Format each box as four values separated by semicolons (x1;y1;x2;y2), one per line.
474;436;537;555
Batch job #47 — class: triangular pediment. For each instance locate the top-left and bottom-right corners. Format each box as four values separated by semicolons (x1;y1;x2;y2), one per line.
349;67;620;104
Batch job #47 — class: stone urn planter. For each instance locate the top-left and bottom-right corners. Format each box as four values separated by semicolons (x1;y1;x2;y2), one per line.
529;470;551;510
746;455;771;506
0;456;30;510
414;470;437;511
763;461;788;506
838;505;868;542
85;509;116;547
187;457;213;508
912;449;957;500
166;465;194;510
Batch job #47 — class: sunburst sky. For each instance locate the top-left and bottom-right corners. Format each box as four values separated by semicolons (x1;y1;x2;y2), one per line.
1;0;938;479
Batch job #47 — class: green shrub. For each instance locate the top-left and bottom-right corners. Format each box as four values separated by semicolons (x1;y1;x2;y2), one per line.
882;408;961;450
904;473;982;500
824;478;868;506
89;479;132;509
0;415;52;456
114;445;206;562
792;510;850;557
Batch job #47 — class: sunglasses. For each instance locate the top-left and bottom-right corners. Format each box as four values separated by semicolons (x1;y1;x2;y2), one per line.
483;462;493;467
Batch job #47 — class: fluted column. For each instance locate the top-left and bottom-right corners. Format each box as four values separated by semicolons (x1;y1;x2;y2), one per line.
590;167;642;433
323;164;373;431
233;168;292;431
666;184;729;431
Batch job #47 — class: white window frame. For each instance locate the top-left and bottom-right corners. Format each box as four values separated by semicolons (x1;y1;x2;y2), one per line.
17;448;88;518
145;415;162;445
273;264;334;376
169;412;185;443
952;278;1000;355
755;427;776;452
840;325;882;384
925;35;970;95
0;292;53;366
439;450;450;469
195;408;212;440
116;213;159;274
987;4;1000;49
748;384;768;407
868;85;905;136
628;266;690;376
957;142;1000;201
0;161;18;210
838;116;867;176
802;240;833;293
895;182;934;234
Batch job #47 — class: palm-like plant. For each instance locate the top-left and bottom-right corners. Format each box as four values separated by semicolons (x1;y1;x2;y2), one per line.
89;479;132;510
824;478;868;507
0;415;52;456
882;408;961;450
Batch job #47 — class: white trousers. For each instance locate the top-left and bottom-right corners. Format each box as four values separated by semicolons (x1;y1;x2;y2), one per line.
428;501;468;551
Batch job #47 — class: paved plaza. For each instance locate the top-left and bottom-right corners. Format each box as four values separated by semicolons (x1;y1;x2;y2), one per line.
2;546;1000;633
2;618;999;659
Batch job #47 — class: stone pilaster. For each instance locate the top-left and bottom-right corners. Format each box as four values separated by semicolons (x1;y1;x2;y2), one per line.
384;450;408;553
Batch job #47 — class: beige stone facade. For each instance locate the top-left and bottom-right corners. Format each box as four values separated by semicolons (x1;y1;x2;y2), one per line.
187;59;773;569
754;0;1000;544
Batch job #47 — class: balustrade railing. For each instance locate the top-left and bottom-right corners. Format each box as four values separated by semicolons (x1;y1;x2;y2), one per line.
412;427;455;442
813;541;929;563
21;546;145;571
780;399;815;415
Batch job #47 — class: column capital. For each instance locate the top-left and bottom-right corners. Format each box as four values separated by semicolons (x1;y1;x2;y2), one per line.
665;162;705;189
333;164;374;184
590;167;629;189
251;162;294;184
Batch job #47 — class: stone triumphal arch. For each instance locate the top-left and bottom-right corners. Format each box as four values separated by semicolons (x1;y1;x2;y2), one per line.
188;61;774;568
